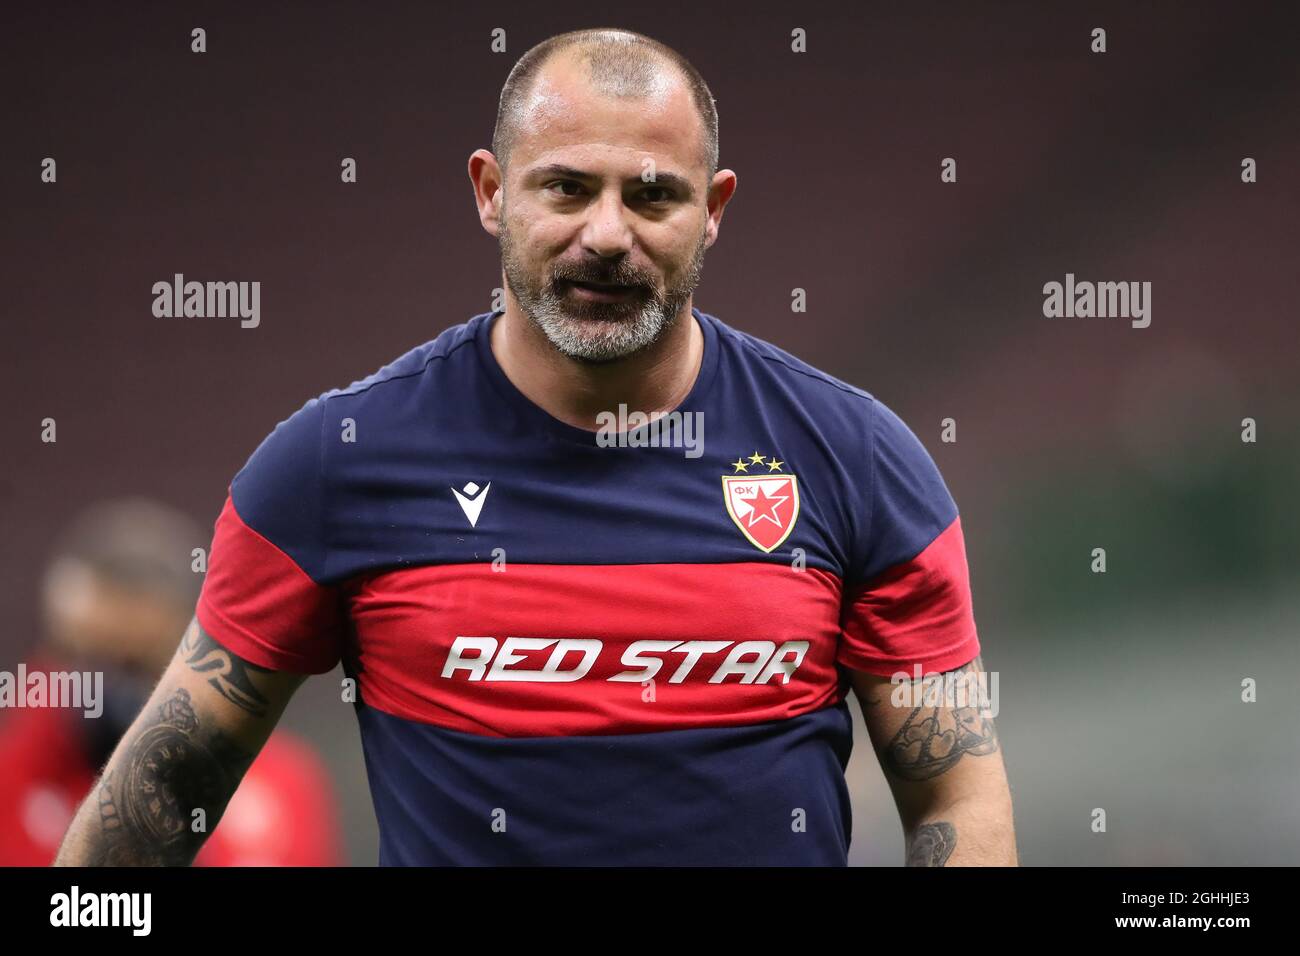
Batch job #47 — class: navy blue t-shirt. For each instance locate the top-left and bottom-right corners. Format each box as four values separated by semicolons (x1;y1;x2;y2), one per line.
197;307;981;865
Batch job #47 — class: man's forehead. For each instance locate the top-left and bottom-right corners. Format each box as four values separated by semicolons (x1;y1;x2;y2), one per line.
513;56;703;170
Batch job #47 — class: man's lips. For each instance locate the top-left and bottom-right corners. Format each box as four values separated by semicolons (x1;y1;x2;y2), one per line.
559;279;642;301
562;279;634;290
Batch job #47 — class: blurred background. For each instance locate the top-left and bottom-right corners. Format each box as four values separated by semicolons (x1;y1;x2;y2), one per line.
2;1;1297;865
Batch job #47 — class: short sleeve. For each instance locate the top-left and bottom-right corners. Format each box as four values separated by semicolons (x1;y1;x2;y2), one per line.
837;399;981;677
196;396;345;674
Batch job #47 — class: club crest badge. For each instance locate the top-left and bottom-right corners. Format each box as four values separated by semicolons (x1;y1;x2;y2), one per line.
722;451;800;553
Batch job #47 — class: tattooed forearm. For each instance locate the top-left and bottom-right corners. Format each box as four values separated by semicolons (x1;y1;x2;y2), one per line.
883;656;999;781
83;687;253;866
180;619;272;717
906;821;957;866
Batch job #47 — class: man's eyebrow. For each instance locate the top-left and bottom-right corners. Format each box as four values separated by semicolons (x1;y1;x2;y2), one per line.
527;163;695;198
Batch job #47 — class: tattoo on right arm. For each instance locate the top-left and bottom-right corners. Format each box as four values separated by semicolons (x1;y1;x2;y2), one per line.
180;619;272;717
86;687;253;866
906;821;957;867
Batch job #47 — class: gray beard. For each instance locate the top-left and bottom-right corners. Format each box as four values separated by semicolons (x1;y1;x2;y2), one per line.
500;216;707;364
522;286;678;363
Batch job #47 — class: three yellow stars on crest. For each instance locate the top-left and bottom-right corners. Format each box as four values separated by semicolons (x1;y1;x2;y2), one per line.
731;451;785;473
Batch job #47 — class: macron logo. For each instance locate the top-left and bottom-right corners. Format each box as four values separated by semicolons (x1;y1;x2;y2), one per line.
451;481;491;528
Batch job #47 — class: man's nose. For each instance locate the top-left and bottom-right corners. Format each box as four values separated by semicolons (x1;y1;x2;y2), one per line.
580;189;634;257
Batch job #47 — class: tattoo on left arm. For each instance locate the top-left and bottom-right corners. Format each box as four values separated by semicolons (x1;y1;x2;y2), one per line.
883;656;999;781
907;821;957;866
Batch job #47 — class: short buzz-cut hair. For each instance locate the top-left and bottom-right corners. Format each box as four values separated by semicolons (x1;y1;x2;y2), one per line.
492;28;719;182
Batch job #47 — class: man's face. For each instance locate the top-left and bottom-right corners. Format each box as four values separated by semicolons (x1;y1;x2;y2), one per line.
497;56;712;363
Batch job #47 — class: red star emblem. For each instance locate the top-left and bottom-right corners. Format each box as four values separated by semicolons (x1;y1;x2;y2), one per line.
721;462;801;553
738;484;790;528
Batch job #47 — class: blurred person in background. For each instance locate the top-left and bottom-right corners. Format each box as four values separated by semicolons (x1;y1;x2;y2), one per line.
0;497;342;866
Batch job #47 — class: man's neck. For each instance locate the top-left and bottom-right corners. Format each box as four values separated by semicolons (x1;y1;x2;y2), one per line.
490;300;704;432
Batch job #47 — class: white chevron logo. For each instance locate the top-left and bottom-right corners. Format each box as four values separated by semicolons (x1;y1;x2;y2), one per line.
451;481;491;528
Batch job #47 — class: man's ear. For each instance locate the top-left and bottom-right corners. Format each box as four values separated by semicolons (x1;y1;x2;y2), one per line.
704;168;738;248
468;149;505;237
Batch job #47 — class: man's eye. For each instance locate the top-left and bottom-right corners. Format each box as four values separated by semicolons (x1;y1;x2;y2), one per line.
548;181;583;197
640;187;672;203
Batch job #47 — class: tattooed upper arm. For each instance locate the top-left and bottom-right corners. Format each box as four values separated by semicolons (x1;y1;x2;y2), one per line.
55;618;308;866
88;686;256;865
179;618;274;717
851;655;1000;783
850;656;1016;866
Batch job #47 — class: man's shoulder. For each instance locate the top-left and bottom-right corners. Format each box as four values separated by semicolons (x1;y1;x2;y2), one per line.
319;311;489;408
230;313;490;484
702;310;942;485
702;308;877;414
